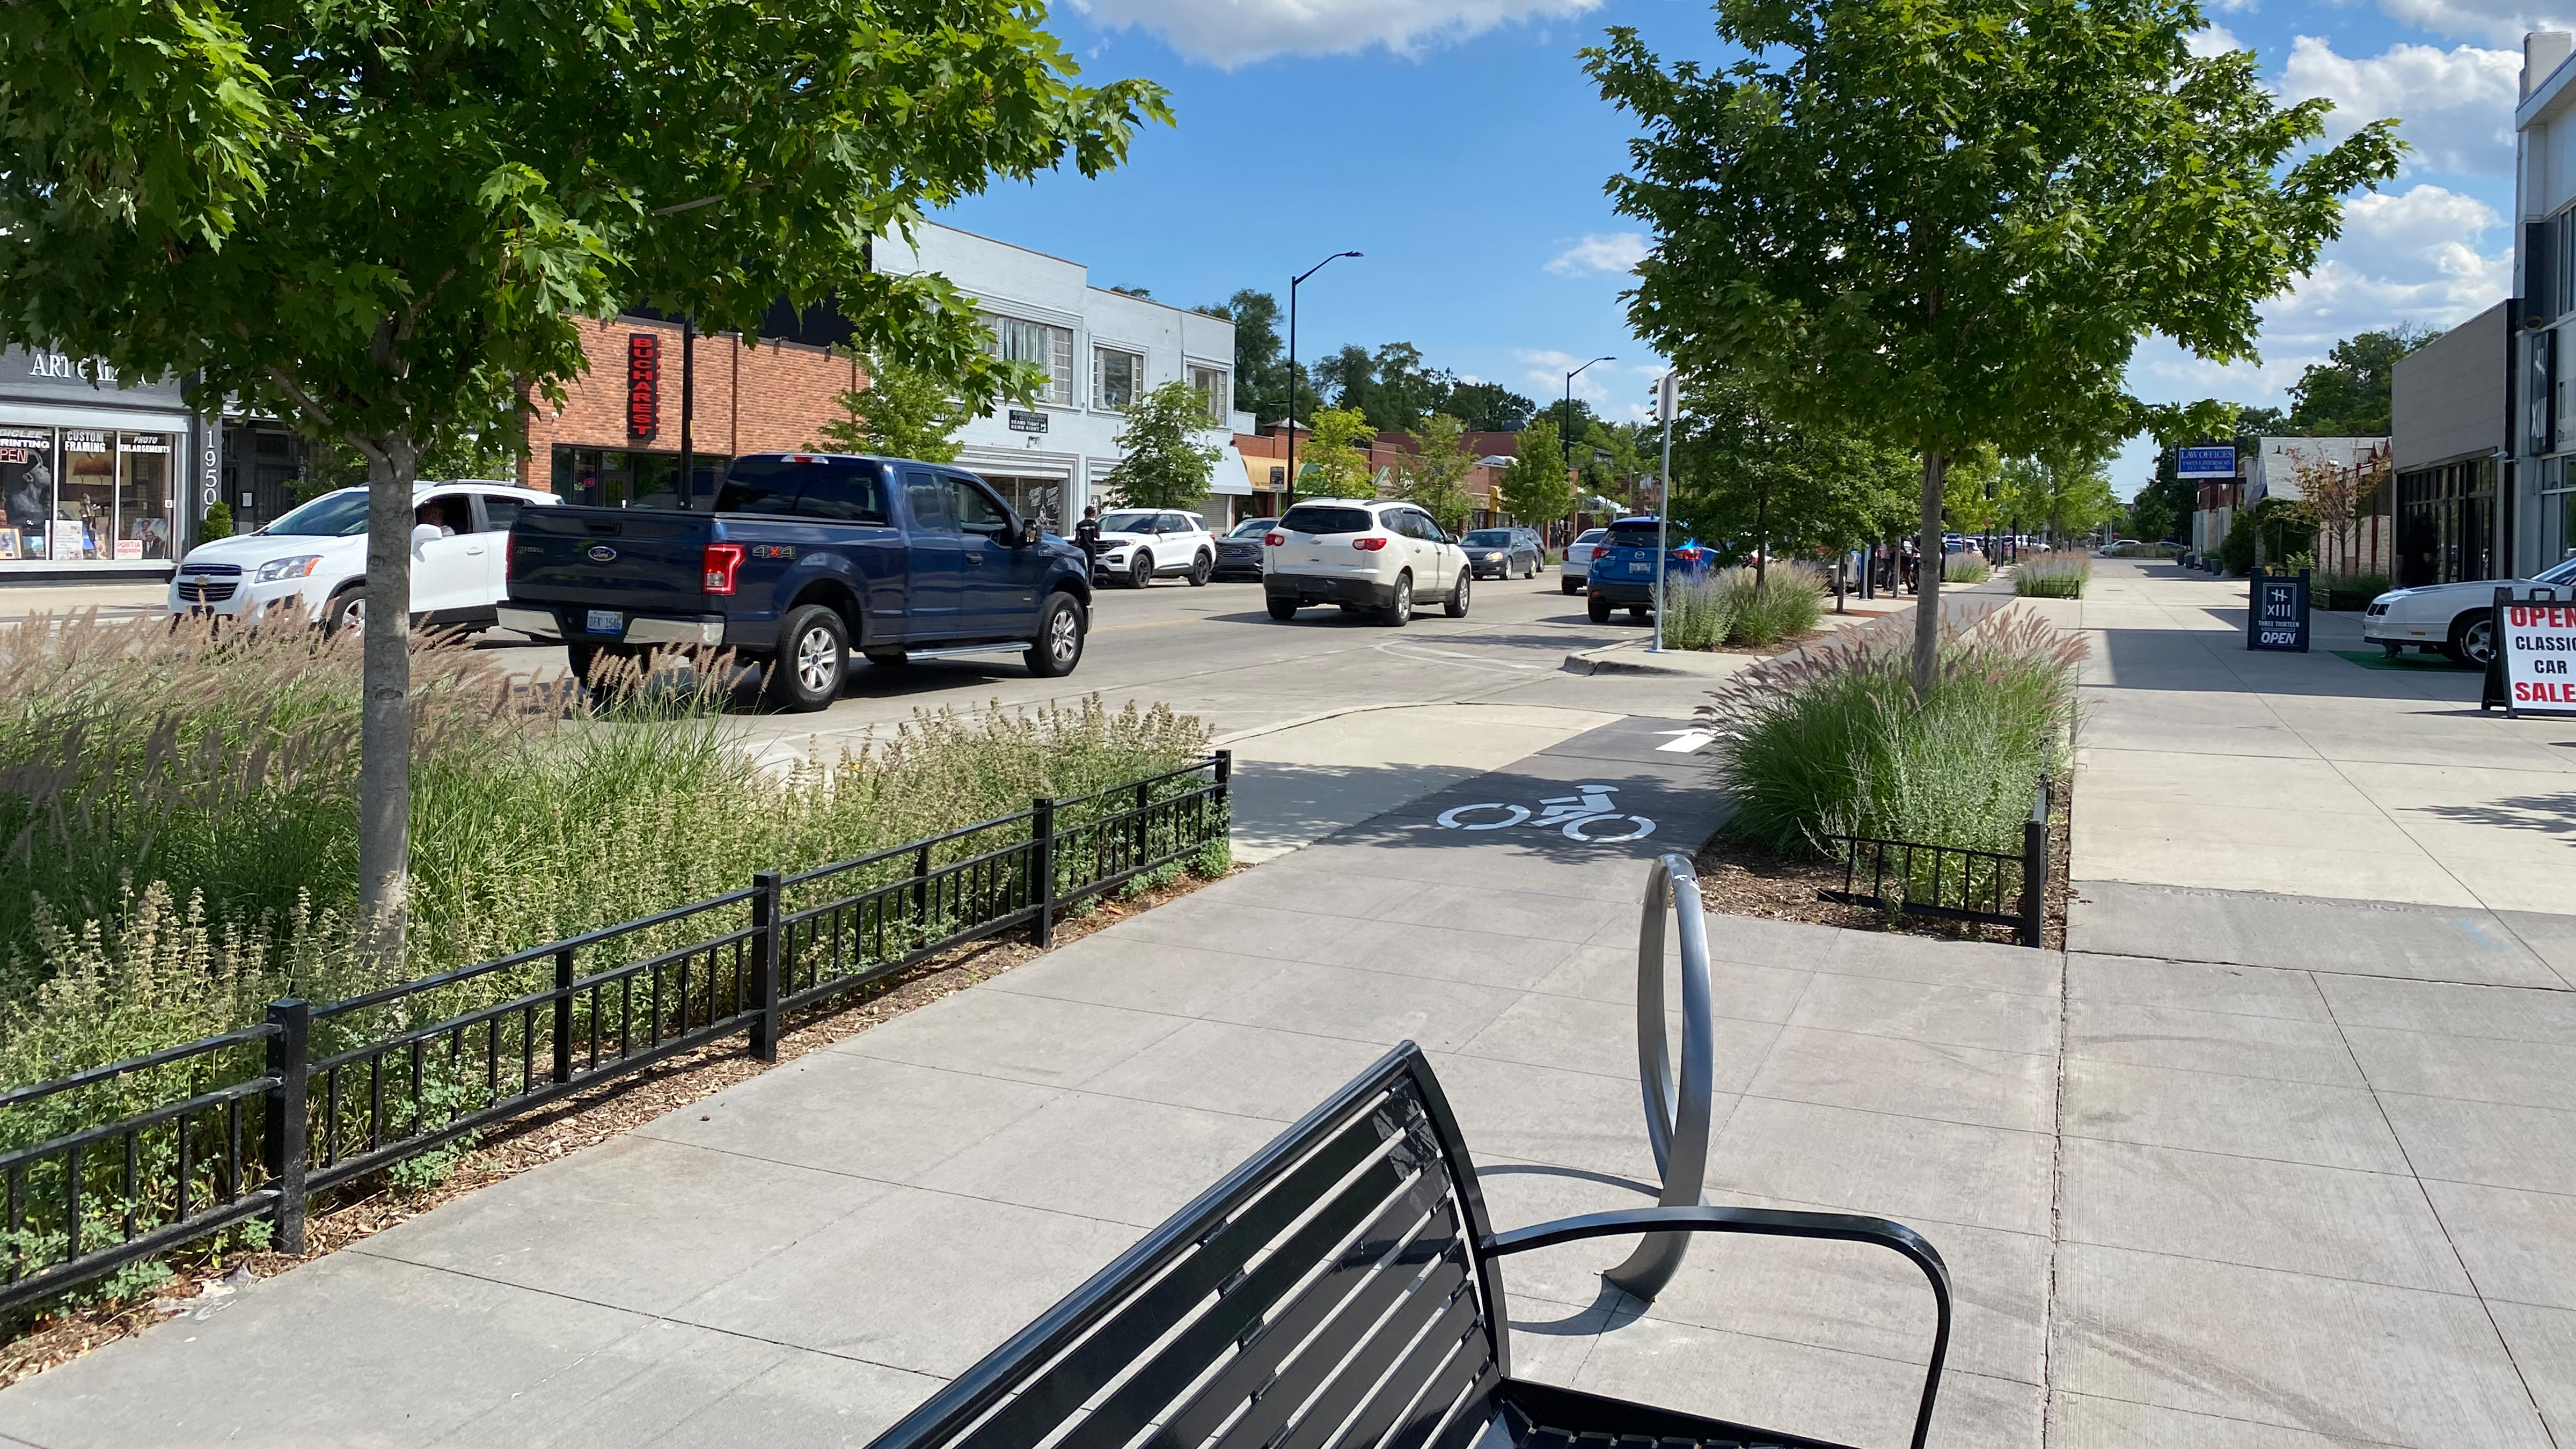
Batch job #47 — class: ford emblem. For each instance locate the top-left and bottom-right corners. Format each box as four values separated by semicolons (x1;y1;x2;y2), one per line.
587;544;618;563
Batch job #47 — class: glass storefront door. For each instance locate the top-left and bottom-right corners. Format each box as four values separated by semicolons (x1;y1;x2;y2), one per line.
0;427;52;560
58;430;114;561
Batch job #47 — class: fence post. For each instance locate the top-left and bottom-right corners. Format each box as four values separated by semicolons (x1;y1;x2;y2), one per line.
750;872;783;1063
552;948;575;1085
1213;749;1233;845
261;999;310;1256
1133;780;1151;869
1030;797;1056;949
2021;776;2052;949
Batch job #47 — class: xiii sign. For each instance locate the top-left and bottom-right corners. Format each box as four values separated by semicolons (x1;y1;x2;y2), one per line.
2494;587;2576;718
2246;570;2310;653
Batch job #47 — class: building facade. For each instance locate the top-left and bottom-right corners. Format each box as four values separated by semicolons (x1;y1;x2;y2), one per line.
2391;302;2507;585
0;347;202;578
871;224;1252;530
2513;32;2576;576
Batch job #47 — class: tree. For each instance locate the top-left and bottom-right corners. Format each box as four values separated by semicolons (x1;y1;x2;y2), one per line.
0;0;1167;952
1397;414;1480;532
1498;419;1574;525
2285;442;2387;576
1202;290;1299;429
1446;380;1537;432
1299;407;1379;499
1106;380;1220;509
2285;326;2436;436
2000;448;2122;543
1672;370;1914;574
818;354;975;462
1942;447;2003;536
1586;1;2400;689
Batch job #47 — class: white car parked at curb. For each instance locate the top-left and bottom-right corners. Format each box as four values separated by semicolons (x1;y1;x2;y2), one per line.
1093;509;1216;588
1262;498;1471;626
2365;555;2576;665
166;481;559;633
1561;527;1608;595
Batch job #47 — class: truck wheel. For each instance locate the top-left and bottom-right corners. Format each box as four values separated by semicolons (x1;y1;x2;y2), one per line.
1025;593;1086;677
1187;552;1212;586
1445;570;1471;618
1587;594;1612;624
1128;554;1153;589
1381;573;1412;627
1267;598;1299;621
766;604;847;712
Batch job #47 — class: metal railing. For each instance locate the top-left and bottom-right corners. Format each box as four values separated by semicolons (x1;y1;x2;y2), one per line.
1816;775;2053;948
0;753;1232;1316
1608;852;1716;1301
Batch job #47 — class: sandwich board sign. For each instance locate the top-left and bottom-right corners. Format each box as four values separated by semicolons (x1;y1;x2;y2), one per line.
2491;586;2576;719
2246;569;2310;653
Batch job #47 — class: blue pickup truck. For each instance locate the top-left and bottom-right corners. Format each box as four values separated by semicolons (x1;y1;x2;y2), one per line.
499;453;1094;710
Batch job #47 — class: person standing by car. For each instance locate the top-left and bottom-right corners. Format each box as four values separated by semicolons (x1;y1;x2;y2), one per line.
1074;505;1102;580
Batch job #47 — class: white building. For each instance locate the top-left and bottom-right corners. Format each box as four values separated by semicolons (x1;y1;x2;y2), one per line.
2513;32;2576;576
871;223;1254;529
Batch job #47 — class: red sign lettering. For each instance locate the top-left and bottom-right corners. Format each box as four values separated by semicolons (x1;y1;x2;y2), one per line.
626;333;660;440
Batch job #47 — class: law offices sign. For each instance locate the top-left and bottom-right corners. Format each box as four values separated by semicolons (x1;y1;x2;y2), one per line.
2491;586;2576;719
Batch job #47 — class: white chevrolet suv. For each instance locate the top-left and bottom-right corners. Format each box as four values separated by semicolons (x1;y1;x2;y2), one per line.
168;482;558;633
1262;499;1471;626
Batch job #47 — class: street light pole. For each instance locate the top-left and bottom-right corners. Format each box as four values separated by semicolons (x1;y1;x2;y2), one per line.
1285;251;1362;511
1563;356;1614;540
1653;370;1677;653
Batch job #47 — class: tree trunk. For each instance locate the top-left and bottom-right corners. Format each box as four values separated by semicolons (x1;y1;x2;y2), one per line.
358;436;420;964
1912;448;1946;694
1753;482;1769;584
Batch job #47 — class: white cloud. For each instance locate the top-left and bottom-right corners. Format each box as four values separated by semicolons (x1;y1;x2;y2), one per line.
2277;35;2520;177
2372;0;2576;47
2187;24;2243;57
1071;0;1602;68
1546;232;1650;276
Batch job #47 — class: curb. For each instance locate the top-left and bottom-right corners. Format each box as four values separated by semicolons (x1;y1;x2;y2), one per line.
1560;642;1700;677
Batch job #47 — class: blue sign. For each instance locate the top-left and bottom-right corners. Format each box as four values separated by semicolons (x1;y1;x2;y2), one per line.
2246;570;2310;653
2177;445;2237;479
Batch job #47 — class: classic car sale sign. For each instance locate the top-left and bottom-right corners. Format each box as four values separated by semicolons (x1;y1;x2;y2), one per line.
2501;592;2576;716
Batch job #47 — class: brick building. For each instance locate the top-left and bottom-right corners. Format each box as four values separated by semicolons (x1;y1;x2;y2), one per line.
519;314;859;506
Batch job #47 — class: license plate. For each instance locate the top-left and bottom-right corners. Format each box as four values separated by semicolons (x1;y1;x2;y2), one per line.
586;610;623;636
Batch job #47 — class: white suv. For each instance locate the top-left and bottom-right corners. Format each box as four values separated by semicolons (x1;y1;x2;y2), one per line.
1094;508;1216;588
168;482;558;633
1263;499;1471;626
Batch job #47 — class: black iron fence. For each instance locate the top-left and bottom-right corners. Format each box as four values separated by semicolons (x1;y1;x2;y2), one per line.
0;753;1232;1316
1817;775;2052;948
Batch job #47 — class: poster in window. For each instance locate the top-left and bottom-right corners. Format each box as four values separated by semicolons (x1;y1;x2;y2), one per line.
0;427;51;553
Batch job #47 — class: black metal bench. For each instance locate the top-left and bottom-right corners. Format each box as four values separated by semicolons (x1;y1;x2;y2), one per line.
864;1042;1953;1449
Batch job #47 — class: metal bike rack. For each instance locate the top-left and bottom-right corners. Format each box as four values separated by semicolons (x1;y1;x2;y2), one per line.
1606;851;1717;1300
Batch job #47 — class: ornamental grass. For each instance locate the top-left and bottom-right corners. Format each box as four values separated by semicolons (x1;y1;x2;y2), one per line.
2013;550;2092;598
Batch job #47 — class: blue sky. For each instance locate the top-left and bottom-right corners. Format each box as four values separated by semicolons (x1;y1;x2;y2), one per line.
940;0;2528;498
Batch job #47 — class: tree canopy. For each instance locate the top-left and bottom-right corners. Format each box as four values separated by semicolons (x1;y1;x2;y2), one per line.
1299;407;1379;500
1497;419;1574;525
1672;371;1915;561
1106;380;1219;509
1204;298;1536;434
2284;326;2436;436
0;0;1169;939
1395;414;1480;532
1585;0;2400;683
818;355;975;462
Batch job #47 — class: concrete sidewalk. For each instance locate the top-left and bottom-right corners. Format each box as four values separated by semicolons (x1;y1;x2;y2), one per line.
0;717;2061;1449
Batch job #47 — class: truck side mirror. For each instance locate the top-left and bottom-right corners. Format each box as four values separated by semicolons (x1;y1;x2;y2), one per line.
1015;518;1041;547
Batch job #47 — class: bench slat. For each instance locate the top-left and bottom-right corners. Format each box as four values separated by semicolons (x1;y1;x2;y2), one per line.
1053;1098;1431;1449
1153;1193;1459;1449
1342;1284;1489;1449
1256;1248;1473;1449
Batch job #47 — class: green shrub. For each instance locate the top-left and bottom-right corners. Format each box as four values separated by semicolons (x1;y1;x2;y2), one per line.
1942;551;1991;584
197;502;234;543
2014;550;2091;598
1703;607;2083;856
2318;572;2391;611
1662;573;1740;650
1664;567;1826;650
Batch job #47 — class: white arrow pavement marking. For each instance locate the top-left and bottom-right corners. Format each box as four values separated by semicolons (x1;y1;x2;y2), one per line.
1655;728;1719;753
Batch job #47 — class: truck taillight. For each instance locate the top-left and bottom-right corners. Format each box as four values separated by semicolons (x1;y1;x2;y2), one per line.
1352;537;1388;552
702;543;745;595
1263;532;1285;547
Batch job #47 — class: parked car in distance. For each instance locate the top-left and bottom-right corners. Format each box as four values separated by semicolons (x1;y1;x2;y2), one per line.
1214;517;1276;580
1263;499;1471;627
501;452;1093;710
2365;555;2576;665
1584;516;1713;624
170;481;557;634
1561;527;1608;595
1092;509;1216;588
1459;527;1543;580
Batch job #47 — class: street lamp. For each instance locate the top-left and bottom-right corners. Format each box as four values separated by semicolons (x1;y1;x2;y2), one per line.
1284;251;1363;509
1562;354;1614;479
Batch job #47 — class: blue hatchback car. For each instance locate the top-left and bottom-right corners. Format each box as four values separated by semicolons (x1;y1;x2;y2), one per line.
1584;516;1711;623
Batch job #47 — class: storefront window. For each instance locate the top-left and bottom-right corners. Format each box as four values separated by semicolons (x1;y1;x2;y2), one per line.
119;433;173;560
59;430;114;562
2395;459;2495;587
2542;457;2576;569
0;427;53;560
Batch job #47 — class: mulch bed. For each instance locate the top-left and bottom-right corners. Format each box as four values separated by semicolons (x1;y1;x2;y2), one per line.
1691;774;2074;951
0;870;1225;1390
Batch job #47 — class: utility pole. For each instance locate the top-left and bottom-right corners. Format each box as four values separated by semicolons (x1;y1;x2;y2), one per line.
1284;251;1362;510
1653;370;1676;653
1564;355;1614;545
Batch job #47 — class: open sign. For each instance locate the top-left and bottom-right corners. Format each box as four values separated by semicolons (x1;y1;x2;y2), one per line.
2245;570;2310;654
